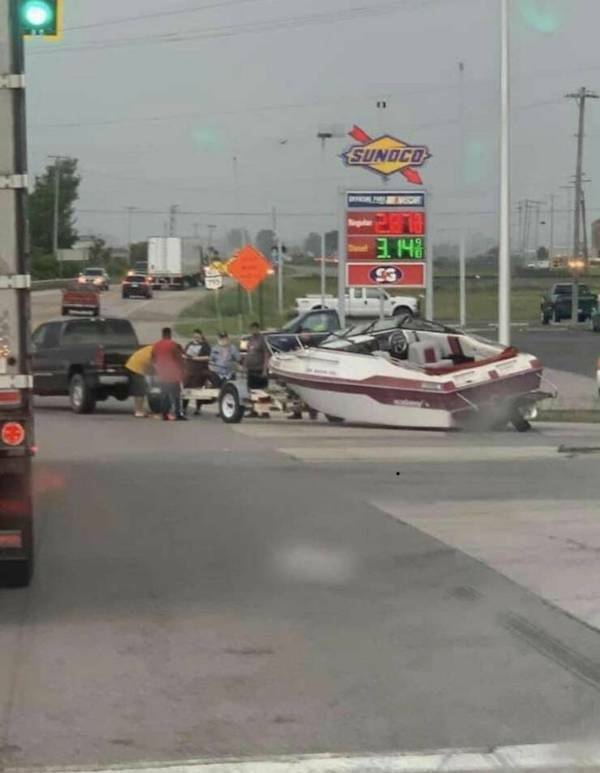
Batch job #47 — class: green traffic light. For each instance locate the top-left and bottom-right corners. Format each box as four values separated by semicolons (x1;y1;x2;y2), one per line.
21;1;54;30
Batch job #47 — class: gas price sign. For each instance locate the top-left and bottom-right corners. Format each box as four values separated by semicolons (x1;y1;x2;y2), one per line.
345;191;427;288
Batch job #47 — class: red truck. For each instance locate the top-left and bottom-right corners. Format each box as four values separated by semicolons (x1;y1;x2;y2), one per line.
61;283;100;316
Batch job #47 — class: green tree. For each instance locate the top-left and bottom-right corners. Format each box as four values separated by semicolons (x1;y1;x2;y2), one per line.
29;157;80;254
130;241;148;264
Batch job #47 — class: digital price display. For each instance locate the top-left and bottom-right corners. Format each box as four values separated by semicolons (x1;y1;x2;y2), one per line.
374;212;425;236
376;236;424;260
345;191;427;288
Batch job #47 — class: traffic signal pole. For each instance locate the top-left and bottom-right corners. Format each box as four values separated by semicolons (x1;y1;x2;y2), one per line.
0;0;35;586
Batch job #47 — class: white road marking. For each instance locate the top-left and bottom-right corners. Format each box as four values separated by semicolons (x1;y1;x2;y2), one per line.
279;446;560;463
9;742;600;772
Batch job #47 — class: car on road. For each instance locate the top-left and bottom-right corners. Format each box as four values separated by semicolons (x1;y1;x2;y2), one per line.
31;317;139;413
61;283;100;316
78;267;110;291
540;282;598;324
295;287;419;319
122;273;153;299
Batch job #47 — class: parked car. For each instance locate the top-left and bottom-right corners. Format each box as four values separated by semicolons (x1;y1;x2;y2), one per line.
295;287;419;318
78;267;110;291
122;274;153;299
240;309;342;355
61;283;100;316
31;317;139;413
540;282;598;324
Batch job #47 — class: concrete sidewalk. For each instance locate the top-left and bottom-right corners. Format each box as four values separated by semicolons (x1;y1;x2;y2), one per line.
541;368;600;414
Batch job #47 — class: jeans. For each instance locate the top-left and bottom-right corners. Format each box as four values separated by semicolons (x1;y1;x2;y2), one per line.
159;382;182;418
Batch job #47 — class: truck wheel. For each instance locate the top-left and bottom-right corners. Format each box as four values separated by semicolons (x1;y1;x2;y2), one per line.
541;310;550;325
393;306;413;318
219;384;245;424
552;309;561;323
69;374;97;414
114;386;129;401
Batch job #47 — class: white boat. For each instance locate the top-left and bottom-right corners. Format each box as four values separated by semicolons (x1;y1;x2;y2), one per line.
269;319;555;431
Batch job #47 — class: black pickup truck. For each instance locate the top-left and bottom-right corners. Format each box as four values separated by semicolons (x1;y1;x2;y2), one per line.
541;282;598;324
31;317;139;413
240;308;341;354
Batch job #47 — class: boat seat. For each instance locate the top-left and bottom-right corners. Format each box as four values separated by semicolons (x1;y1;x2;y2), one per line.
408;341;454;368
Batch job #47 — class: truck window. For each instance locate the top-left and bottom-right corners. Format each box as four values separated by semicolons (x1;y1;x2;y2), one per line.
102;319;139;347
63;319;100;344
301;312;332;333
366;289;381;299
32;322;61;349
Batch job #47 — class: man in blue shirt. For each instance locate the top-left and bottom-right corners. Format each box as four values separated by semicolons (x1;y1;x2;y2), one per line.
208;332;240;385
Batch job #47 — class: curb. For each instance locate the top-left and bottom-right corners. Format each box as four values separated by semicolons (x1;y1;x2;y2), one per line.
6;743;600;773
538;409;600;423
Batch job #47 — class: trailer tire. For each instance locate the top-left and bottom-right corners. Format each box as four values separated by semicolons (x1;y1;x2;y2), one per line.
541;310;550;325
219;384;245;424
325;414;344;423
69;374;97;414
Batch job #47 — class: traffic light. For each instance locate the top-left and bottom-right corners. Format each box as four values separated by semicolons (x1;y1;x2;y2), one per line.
19;0;63;39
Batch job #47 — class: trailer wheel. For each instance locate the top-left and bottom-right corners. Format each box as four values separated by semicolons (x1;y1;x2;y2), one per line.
69;374;97;414
325;414;344;423
219;384;245;424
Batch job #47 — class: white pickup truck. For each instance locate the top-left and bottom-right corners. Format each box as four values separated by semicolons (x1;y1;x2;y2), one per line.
295;288;419;318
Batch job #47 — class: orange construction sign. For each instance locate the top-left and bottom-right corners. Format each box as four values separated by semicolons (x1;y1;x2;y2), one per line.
227;245;271;292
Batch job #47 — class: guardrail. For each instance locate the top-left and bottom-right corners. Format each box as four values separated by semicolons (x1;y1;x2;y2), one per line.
31;279;68;291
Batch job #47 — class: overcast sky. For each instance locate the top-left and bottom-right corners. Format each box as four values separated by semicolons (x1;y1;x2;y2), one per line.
23;0;600;252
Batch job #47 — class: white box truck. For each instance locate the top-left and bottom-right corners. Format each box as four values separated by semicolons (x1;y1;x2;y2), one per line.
148;237;204;290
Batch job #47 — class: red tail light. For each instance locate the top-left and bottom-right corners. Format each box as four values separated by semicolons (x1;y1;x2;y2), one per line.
2;421;25;447
94;346;106;370
0;390;21;406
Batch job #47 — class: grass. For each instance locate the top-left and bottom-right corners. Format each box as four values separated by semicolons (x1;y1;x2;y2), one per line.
176;271;578;339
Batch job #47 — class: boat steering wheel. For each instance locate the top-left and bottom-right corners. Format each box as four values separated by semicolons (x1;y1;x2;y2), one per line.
388;331;409;359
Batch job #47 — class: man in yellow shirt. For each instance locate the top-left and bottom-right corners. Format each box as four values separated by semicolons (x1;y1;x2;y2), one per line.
125;344;154;418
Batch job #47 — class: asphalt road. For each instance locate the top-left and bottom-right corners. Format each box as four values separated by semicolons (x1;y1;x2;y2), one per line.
513;326;599;378
31;285;203;343
2;401;600;769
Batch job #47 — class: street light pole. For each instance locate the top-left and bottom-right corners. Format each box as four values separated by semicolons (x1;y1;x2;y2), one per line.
498;0;511;346
458;61;467;328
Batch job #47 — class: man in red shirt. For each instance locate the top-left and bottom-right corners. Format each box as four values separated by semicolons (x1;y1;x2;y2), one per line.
152;327;186;421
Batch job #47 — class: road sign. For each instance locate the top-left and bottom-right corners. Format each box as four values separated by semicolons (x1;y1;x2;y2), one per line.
347;262;425;287
344;191;427;289
227;245;271;292
204;273;223;291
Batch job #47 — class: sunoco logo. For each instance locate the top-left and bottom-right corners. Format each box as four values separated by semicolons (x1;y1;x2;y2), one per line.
342;125;431;184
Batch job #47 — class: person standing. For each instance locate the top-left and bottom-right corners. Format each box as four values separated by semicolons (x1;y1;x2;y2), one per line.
152;327;186;421
245;322;269;390
125;344;153;418
183;329;212;415
208;332;240;387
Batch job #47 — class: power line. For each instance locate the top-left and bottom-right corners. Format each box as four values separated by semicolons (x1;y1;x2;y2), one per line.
62;0;274;32
28;0;441;57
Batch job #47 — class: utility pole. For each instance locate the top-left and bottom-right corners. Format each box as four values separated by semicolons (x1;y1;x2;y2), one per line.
498;0;511;345
272;206;283;316
168;204;178;237
549;194;555;261
581;188;589;261
124;206;137;261
458;61;467;328
48;154;67;276
565;86;598;322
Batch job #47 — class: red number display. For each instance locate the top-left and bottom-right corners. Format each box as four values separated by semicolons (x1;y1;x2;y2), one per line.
374;212;425;236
